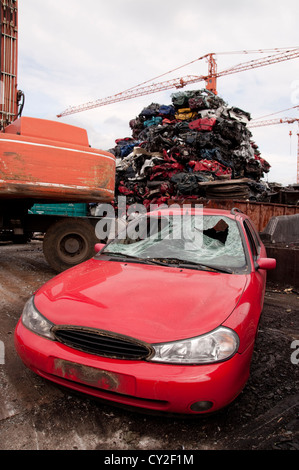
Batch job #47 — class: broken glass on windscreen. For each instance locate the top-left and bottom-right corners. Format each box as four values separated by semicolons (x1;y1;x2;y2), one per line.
103;214;246;271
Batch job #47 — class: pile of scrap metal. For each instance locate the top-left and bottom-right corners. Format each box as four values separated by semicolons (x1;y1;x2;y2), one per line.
108;89;272;209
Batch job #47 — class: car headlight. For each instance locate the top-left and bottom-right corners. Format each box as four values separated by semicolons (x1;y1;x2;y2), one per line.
22;296;55;340
150;327;239;364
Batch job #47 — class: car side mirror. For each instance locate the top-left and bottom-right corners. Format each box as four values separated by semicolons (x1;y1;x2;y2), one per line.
257;258;276;270
94;243;105;253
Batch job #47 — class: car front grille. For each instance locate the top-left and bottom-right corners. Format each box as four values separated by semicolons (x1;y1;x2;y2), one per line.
52;326;152;360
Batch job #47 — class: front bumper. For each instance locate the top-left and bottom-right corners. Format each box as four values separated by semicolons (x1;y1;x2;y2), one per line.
14;319;254;414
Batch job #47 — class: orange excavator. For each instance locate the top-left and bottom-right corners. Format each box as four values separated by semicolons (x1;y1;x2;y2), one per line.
0;0;115;271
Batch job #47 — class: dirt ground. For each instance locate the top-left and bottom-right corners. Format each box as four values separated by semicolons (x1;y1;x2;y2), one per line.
0;240;298;451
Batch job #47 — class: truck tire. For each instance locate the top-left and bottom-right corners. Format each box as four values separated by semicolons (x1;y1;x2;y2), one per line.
43;218;97;272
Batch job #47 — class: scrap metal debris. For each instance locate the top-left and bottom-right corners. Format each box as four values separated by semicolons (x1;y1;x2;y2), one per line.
108;89;273;209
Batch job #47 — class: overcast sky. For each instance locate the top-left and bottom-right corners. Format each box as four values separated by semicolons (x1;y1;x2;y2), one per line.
18;0;299;185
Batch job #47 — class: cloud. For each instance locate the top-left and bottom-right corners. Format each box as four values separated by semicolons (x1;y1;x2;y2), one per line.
17;0;299;184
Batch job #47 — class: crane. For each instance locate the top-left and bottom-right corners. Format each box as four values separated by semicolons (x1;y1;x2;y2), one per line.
0;0;18;128
57;47;299;118
0;0;24;129
249;117;299;184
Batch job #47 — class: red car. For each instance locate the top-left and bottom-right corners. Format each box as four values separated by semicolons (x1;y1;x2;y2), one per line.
15;207;276;414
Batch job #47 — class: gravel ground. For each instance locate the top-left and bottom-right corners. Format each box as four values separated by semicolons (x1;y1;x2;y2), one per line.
0;240;298;451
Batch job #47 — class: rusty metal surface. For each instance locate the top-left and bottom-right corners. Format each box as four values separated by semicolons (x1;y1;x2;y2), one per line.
0;136;116;202
53;359;119;390
202;199;299;232
52;358;136;395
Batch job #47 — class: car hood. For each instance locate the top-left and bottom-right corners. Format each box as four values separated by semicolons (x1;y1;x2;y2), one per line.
34;257;247;343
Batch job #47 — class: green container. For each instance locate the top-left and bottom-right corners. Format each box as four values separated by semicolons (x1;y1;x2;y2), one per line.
29;203;88;217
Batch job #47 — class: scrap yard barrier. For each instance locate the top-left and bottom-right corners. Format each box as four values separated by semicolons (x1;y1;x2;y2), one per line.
201;199;299;232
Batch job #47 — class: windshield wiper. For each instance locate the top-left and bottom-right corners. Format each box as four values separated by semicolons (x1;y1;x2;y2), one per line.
147;257;233;273
103;253;233;272
102;252;166;266
193;264;233;273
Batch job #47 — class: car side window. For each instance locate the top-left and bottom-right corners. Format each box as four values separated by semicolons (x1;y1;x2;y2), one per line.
243;221;258;259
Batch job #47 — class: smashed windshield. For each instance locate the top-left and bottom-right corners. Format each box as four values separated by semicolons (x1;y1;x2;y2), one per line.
101;214;247;272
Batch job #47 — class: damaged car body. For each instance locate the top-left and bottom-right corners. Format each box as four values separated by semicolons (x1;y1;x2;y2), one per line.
14;207;276;414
